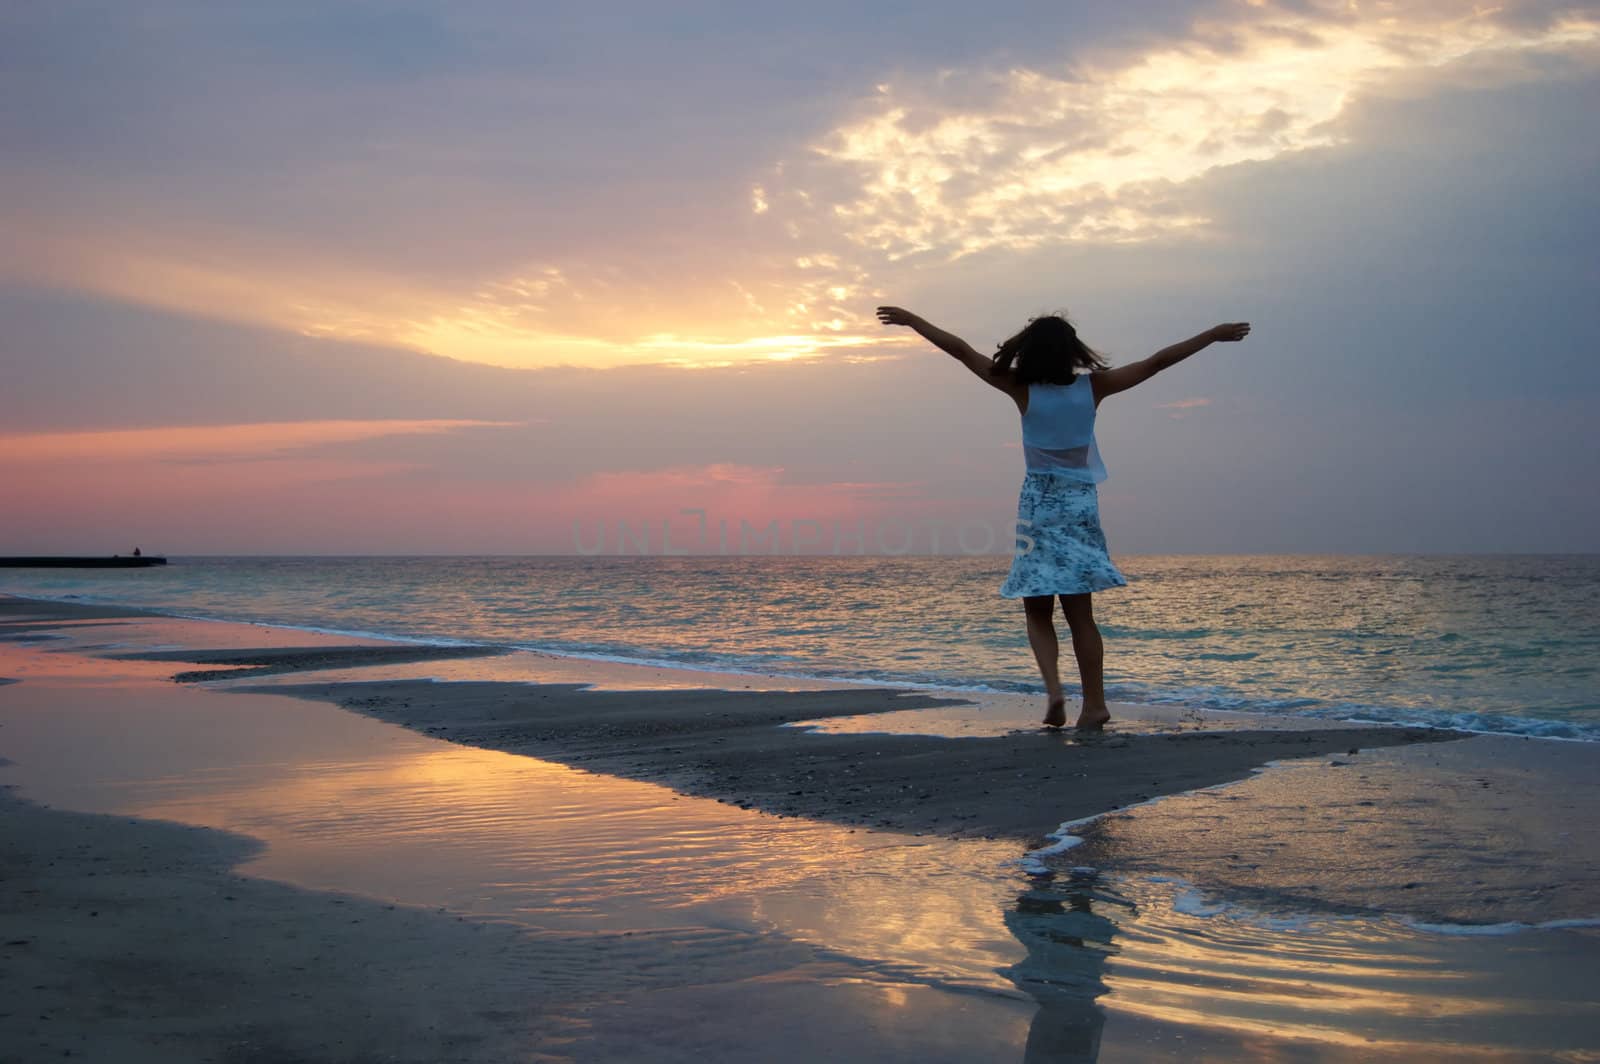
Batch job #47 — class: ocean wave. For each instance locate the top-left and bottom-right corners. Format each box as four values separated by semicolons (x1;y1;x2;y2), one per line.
8;580;1598;743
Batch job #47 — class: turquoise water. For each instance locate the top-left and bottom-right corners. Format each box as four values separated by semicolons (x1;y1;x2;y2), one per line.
3;554;1597;739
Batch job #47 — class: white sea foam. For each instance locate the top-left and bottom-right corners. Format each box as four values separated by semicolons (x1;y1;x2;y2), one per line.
1167;887;1328;931
1015;760;1290;877
1170;889;1228;917
1015;788;1221;876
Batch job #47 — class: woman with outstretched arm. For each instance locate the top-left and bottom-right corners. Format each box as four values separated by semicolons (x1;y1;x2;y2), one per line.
877;306;1250;729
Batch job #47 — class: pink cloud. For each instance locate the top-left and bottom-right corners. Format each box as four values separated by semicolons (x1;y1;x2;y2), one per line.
0;419;515;464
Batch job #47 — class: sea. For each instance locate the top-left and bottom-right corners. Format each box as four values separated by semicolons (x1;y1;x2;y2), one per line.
3;553;1597;741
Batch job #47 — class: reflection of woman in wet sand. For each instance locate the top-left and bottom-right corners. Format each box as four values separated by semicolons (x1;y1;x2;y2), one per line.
877;307;1250;729
1003;870;1126;1062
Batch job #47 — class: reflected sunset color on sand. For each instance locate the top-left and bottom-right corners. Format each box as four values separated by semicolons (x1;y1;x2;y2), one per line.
4;612;1595;1059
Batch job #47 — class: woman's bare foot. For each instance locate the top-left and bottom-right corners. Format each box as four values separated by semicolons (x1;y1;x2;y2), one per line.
1074;704;1111;731
1042;698;1068;728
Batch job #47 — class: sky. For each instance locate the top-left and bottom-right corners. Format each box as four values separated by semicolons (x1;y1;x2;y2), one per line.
3;0;1598;555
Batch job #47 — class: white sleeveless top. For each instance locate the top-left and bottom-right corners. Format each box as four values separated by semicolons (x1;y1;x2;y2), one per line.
1020;374;1107;483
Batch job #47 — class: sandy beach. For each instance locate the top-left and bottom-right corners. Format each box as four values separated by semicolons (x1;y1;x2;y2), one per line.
236;671;1452;847
0;791;557;1062
4;594;1598;1061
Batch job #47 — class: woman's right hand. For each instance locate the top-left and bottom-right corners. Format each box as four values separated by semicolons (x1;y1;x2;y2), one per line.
876;306;919;327
1209;322;1252;342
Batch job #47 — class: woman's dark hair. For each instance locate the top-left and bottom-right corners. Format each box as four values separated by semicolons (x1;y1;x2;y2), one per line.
992;314;1107;385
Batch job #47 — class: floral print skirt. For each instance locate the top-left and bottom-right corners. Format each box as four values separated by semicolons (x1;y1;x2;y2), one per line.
1000;472;1127;599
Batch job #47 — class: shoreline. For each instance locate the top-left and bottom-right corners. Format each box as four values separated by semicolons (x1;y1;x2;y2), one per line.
245;674;1450;847
3;593;1456;850
9;588;1584;744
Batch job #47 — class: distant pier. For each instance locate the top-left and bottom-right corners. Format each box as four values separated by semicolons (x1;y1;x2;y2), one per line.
0;556;168;568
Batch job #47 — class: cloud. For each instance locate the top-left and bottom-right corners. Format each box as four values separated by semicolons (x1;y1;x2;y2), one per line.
4;247;1597;553
3;3;1598;553
0;419;512;465
0;207;905;370
768;2;1599;260
5;1;1596;373
1;2;903;370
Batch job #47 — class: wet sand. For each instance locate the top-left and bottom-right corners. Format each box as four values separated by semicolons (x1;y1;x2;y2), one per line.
42;594;1450;846
2;599;1056;1062
243;674;1449;845
226;656;1597;927
0;790;554;1063
113;642;511;682
1060;734;1600;925
5;594;1598;1061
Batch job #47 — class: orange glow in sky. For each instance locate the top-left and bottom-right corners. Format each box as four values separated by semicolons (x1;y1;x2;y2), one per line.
5;6;1590;371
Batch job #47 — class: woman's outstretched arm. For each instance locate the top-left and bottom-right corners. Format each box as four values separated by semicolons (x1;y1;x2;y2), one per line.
1092;322;1250;403
876;306;1019;397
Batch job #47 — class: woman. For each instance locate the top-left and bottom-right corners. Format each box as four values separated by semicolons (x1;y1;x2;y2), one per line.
876;306;1251;730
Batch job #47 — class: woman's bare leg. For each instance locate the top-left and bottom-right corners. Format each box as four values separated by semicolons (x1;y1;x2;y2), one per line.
1023;595;1068;727
1060;593;1110;730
